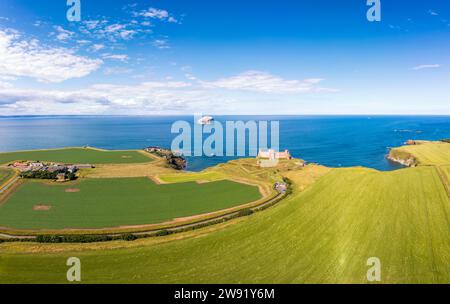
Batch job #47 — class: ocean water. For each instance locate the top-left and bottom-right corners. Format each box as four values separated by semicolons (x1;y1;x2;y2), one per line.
0;115;449;172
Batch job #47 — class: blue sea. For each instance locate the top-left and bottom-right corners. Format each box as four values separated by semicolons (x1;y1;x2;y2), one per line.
0;116;449;171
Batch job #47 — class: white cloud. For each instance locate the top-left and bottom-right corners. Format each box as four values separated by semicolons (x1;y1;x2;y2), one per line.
139;8;169;19
429;10;439;16
185;73;197;81
0;81;13;89
135;7;178;23
201;71;333;94
89;43;105;52
412;64;440;70
54;26;75;41
0;70;336;114
103;67;133;76
83;20;105;30
77;40;91;45
0;28;102;83
119;29;137;40
80;21;139;42
104;24;127;33
0;81;226;115
153;39;170;49
102;54;129;62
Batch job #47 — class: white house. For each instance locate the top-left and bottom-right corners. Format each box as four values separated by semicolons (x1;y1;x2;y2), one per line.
258;149;292;160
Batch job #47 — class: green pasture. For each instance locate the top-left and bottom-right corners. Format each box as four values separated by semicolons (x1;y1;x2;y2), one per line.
158;171;226;183
0;148;153;165
0;178;261;230
1;166;449;283
392;141;450;166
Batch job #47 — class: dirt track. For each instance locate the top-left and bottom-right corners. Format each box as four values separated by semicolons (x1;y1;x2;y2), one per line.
0;176;19;194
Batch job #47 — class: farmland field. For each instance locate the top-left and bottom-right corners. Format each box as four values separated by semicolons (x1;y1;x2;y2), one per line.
391;141;450;166
1;166;449;283
0;178;261;229
158;171;226;183
0;148;153;165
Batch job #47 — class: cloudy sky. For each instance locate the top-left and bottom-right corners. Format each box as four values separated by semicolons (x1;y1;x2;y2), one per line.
0;0;449;115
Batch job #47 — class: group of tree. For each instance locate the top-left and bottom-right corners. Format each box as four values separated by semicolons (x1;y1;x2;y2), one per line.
20;170;77;180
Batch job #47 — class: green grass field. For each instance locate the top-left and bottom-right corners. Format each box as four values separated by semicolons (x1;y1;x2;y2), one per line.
159;171;226;183
437;165;450;195
1;166;448;283
0;178;261;229
391;141;450;166
0;148;153;165
0;168;15;189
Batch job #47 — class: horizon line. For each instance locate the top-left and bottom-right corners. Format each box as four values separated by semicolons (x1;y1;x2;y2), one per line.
1;114;450;118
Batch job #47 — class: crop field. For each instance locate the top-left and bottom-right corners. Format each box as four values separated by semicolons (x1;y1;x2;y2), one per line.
437;165;450;196
158;171;226;183
1;166;448;283
0;148;153;165
0;178;261;230
0;168;15;189
393;141;450;166
443;166;450;184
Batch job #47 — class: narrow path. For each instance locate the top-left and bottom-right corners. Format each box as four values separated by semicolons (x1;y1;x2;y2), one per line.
0;176;19;194
436;165;450;199
0;232;30;239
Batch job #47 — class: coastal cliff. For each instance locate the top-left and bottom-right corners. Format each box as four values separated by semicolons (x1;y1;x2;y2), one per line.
144;147;187;170
387;149;417;167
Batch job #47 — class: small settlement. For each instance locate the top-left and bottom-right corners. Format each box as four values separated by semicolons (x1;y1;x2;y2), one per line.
10;161;93;181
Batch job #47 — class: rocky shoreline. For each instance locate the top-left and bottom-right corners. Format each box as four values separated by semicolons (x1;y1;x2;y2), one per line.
387;154;417;167
387;145;418;167
144;147;187;170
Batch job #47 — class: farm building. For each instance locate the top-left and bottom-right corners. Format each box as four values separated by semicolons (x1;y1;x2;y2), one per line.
258;149;292;160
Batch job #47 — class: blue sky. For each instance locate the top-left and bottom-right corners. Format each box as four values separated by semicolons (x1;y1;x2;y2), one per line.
0;0;449;115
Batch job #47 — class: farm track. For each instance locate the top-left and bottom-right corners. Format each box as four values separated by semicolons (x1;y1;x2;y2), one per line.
0;176;19;195
436;165;450;199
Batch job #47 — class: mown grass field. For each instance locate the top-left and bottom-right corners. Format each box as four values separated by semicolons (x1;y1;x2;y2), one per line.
0;148;153;165
159;171;226;183
1;166;448;283
437;165;450;196
392;141;450;166
0;178;261;230
0;168;15;189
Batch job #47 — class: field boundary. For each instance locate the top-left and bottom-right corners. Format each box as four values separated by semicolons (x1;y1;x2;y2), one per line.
436;165;450;199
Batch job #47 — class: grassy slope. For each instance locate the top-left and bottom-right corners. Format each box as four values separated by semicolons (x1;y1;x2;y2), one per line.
0;169;15;188
1;166;448;283
391;142;450;166
0;178;261;229
0;148;153;165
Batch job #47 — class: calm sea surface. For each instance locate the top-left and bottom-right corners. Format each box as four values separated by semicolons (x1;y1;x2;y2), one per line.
0;116;449;171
